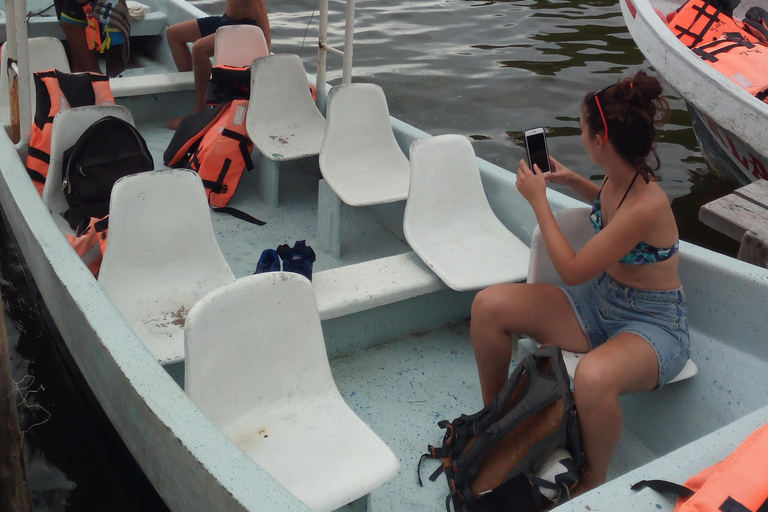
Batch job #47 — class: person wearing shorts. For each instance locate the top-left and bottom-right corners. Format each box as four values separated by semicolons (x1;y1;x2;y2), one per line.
165;0;271;129
53;0;101;72
470;70;688;496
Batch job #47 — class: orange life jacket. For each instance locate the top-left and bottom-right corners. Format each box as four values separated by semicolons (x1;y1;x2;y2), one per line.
632;422;768;512
693;33;768;102
26;70;115;195
668;0;759;48
65;215;109;277
166;99;253;207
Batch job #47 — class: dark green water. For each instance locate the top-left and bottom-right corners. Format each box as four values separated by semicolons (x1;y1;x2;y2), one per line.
3;0;746;509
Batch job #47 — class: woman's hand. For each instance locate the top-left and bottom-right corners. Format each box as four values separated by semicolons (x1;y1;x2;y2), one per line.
515;159;548;207
543;156;577;186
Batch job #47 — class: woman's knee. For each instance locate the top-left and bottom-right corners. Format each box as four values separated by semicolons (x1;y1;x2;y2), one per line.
573;357;619;408
472;285;520;320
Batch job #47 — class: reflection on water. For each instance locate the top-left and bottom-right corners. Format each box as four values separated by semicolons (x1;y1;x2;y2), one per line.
1;213;169;511
4;0;741;507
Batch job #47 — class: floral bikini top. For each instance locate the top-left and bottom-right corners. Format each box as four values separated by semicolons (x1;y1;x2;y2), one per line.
590;174;679;265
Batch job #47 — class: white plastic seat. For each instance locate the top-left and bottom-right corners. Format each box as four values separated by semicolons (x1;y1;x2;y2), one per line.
213;25;269;67
519;206;698;384
0;37;71;126
403;134;530;291
98;169;235;365
246;54;326;207
317;83;411;258
184;272;400;512
43;105;134;235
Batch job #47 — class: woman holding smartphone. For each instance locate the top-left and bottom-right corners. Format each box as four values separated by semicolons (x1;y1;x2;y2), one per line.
470;70;688;494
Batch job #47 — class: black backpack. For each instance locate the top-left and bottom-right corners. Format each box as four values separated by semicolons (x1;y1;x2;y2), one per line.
62;116;154;230
419;346;584;512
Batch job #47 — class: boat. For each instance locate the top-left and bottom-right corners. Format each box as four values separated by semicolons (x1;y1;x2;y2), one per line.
619;0;768;186
0;0;767;510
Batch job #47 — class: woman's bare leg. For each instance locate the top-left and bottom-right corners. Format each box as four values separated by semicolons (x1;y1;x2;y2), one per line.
470;283;588;405
572;332;659;493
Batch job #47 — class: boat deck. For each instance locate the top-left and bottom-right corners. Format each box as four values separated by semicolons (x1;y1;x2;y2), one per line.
137;118;411;278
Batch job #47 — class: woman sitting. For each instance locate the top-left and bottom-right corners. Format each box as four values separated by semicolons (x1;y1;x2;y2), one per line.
470;70;689;494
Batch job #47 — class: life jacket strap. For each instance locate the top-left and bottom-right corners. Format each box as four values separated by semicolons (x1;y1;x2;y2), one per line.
674;0;722;47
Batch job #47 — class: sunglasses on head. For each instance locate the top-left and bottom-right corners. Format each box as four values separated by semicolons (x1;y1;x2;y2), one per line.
592;84;614;142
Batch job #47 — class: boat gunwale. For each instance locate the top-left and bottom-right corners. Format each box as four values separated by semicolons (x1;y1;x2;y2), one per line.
619;0;768;158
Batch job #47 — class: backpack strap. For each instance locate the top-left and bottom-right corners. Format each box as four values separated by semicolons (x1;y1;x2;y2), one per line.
631;479;695;498
209;205;265;226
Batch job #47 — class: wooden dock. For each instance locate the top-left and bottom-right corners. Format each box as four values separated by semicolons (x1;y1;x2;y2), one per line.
699;179;768;268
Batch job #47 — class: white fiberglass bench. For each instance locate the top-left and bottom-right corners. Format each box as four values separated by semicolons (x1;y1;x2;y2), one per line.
43;105;134;235
98;169;235;365
317;83;411;259
0;37;70;126
519;207;698;383
184;272;400;512
403;134;530;291
246;54;326;208
213;25;269;67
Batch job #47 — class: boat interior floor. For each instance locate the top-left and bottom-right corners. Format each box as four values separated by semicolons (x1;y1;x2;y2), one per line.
136;118;412;278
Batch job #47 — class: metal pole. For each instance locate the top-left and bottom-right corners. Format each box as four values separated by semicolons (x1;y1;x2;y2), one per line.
316;0;330;101
341;0;355;85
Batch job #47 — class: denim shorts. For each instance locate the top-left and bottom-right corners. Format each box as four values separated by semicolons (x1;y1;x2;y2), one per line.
558;272;690;388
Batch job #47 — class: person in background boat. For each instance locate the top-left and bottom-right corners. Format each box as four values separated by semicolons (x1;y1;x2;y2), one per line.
470;70;689;495
53;0;102;73
165;0;271;130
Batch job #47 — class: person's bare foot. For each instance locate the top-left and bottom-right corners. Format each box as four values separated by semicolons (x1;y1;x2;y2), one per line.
570;469;602;498
167;115;187;130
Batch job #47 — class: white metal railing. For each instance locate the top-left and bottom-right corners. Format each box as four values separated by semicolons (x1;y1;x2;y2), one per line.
316;0;355;103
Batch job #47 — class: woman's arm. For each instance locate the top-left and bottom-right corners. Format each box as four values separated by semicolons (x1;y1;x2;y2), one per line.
517;160;652;285
544;157;601;203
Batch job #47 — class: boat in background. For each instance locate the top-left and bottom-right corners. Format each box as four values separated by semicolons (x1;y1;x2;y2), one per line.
620;0;768;186
0;0;767;510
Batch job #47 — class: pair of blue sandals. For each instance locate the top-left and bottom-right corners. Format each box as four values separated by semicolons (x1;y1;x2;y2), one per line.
254;240;317;281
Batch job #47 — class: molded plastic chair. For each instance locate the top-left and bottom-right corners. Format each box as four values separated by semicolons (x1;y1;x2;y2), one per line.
317;83;410;258
98;169;235;365
213;25;269;67
43;105;134;235
519;207;698;384
246;54;326;207
0;37;71;126
403;134;530;291
184;272;400;512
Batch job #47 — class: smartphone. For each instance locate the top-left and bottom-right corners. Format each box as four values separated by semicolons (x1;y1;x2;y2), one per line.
524;127;551;174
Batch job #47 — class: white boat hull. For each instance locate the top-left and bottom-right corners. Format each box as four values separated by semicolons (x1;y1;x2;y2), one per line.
619;0;768;184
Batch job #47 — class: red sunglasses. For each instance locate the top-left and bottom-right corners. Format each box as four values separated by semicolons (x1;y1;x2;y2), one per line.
593;84;613;142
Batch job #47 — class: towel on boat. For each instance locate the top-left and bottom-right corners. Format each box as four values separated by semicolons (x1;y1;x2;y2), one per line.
125;1;149;20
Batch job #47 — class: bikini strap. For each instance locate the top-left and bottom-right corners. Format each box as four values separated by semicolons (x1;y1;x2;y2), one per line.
616;173;639;211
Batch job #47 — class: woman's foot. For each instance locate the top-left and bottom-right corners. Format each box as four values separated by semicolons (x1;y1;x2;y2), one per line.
167;115;187;130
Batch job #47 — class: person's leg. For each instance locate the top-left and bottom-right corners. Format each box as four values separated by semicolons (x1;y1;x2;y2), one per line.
571;332;659;494
61;22;100;73
167;28;215;129
470;283;589;405
166;19;202;72
191;34;215;112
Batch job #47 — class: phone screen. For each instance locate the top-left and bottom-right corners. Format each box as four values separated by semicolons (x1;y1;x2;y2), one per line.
526;131;551;174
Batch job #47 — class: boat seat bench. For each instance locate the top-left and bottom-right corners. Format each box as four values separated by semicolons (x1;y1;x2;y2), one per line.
111;71;194;98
